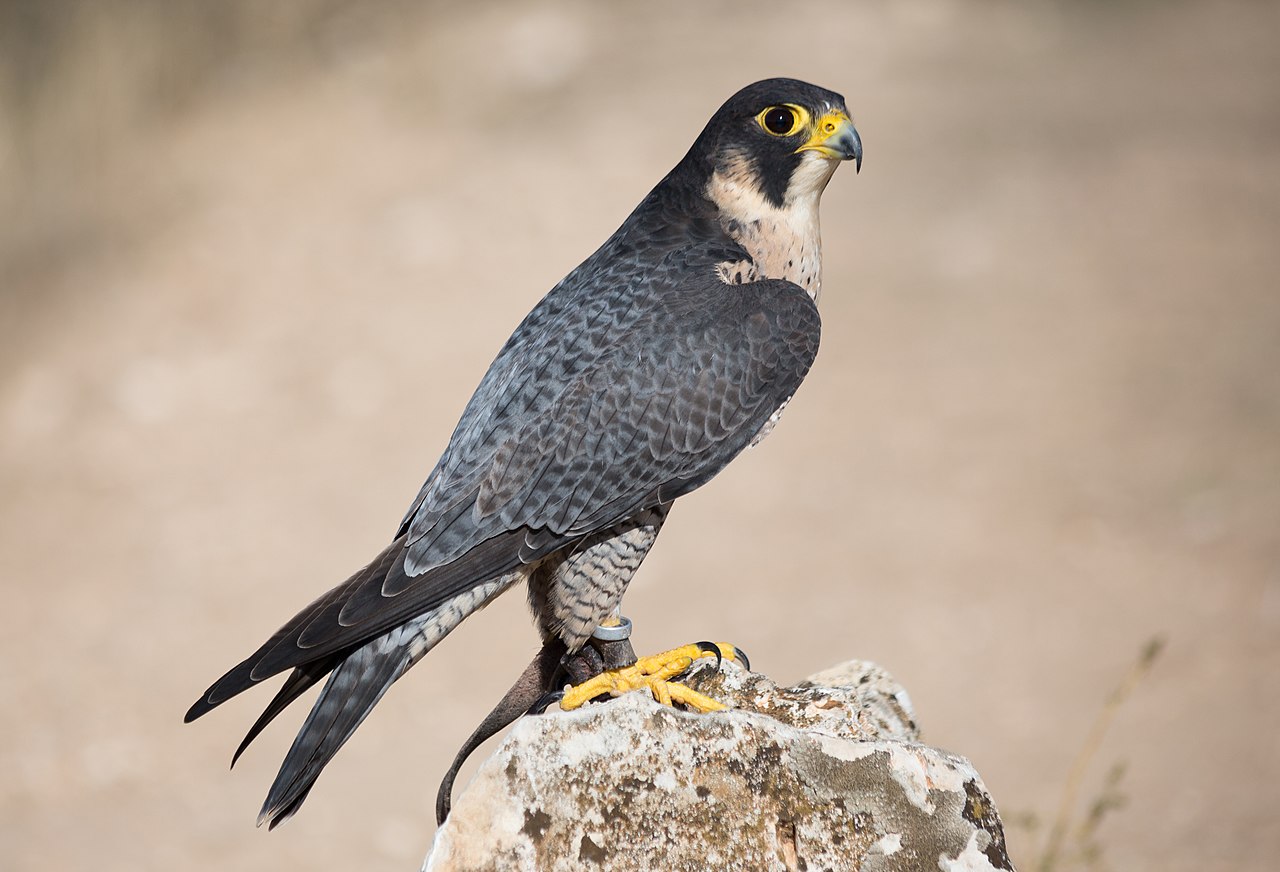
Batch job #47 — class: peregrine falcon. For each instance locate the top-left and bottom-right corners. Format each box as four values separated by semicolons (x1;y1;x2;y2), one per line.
186;78;861;828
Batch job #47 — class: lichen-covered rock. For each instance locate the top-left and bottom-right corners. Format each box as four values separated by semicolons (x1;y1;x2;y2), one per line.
424;659;1015;872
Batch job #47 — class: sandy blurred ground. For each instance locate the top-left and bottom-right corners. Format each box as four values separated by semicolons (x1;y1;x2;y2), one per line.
1;1;1277;869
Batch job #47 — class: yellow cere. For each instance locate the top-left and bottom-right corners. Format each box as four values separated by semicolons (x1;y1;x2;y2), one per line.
796;109;854;155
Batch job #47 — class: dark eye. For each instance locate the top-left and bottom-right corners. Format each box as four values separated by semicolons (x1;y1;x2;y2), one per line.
761;106;799;136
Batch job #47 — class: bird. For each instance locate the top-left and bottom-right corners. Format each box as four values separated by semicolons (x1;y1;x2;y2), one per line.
186;77;861;829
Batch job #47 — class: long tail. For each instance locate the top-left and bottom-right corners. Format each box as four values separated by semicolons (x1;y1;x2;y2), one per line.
257;624;412;827
252;572;522;828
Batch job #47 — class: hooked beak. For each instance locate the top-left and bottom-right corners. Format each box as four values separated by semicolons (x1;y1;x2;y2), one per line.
796;110;862;173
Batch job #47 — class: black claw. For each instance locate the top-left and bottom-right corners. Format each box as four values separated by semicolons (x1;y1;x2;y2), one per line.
551;655;574;689
694;641;724;671
732;646;751;672
527;689;565;716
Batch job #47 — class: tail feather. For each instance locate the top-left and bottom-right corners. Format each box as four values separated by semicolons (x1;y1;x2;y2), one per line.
184;537;405;723
231;657;339;768
258;629;409;828
186;527;554;727
253;570;523;828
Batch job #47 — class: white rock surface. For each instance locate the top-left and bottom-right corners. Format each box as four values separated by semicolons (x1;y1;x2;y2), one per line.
425;659;1015;871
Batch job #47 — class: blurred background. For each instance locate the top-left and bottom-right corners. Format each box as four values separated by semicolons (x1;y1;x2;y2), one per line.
1;0;1277;869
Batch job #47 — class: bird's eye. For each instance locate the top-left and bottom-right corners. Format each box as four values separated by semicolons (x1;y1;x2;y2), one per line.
759;105;802;136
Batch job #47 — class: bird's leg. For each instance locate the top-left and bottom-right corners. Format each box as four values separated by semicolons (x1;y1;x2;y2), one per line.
523;618;643;716
566;615;639;681
591;635;639;671
559;638;637;684
559;615;748;714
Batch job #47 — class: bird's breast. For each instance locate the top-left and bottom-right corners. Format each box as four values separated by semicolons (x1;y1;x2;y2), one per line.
726;214;824;300
706;166;825;301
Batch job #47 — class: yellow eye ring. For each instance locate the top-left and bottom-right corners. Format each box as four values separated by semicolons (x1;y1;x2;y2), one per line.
757;104;809;137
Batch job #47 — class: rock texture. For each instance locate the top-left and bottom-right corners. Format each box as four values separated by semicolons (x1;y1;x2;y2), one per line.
425;659;1015;871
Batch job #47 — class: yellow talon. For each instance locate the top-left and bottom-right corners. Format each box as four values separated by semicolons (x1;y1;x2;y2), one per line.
559;642;742;713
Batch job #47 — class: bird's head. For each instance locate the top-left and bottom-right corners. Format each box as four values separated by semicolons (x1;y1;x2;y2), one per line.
688;78;861;211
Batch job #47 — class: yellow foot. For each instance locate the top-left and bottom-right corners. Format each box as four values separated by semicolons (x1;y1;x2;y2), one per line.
560;642;745;713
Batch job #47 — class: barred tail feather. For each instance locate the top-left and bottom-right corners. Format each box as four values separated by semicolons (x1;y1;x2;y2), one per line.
255;571;523;828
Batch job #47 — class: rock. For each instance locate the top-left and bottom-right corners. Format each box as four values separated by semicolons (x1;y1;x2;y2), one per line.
424;659;1015;871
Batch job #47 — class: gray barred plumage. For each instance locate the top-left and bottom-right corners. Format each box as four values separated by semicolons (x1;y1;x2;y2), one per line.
527;505;670;651
187;78;860;828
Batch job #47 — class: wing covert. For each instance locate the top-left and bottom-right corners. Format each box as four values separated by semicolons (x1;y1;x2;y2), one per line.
402;273;820;573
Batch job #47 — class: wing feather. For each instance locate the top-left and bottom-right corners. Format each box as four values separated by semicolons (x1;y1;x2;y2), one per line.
187;264;819;721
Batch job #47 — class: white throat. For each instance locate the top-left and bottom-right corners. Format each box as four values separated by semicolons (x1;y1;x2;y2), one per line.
707;151;839;301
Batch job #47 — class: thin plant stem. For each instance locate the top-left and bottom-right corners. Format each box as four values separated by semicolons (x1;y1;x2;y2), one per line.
1036;636;1164;871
